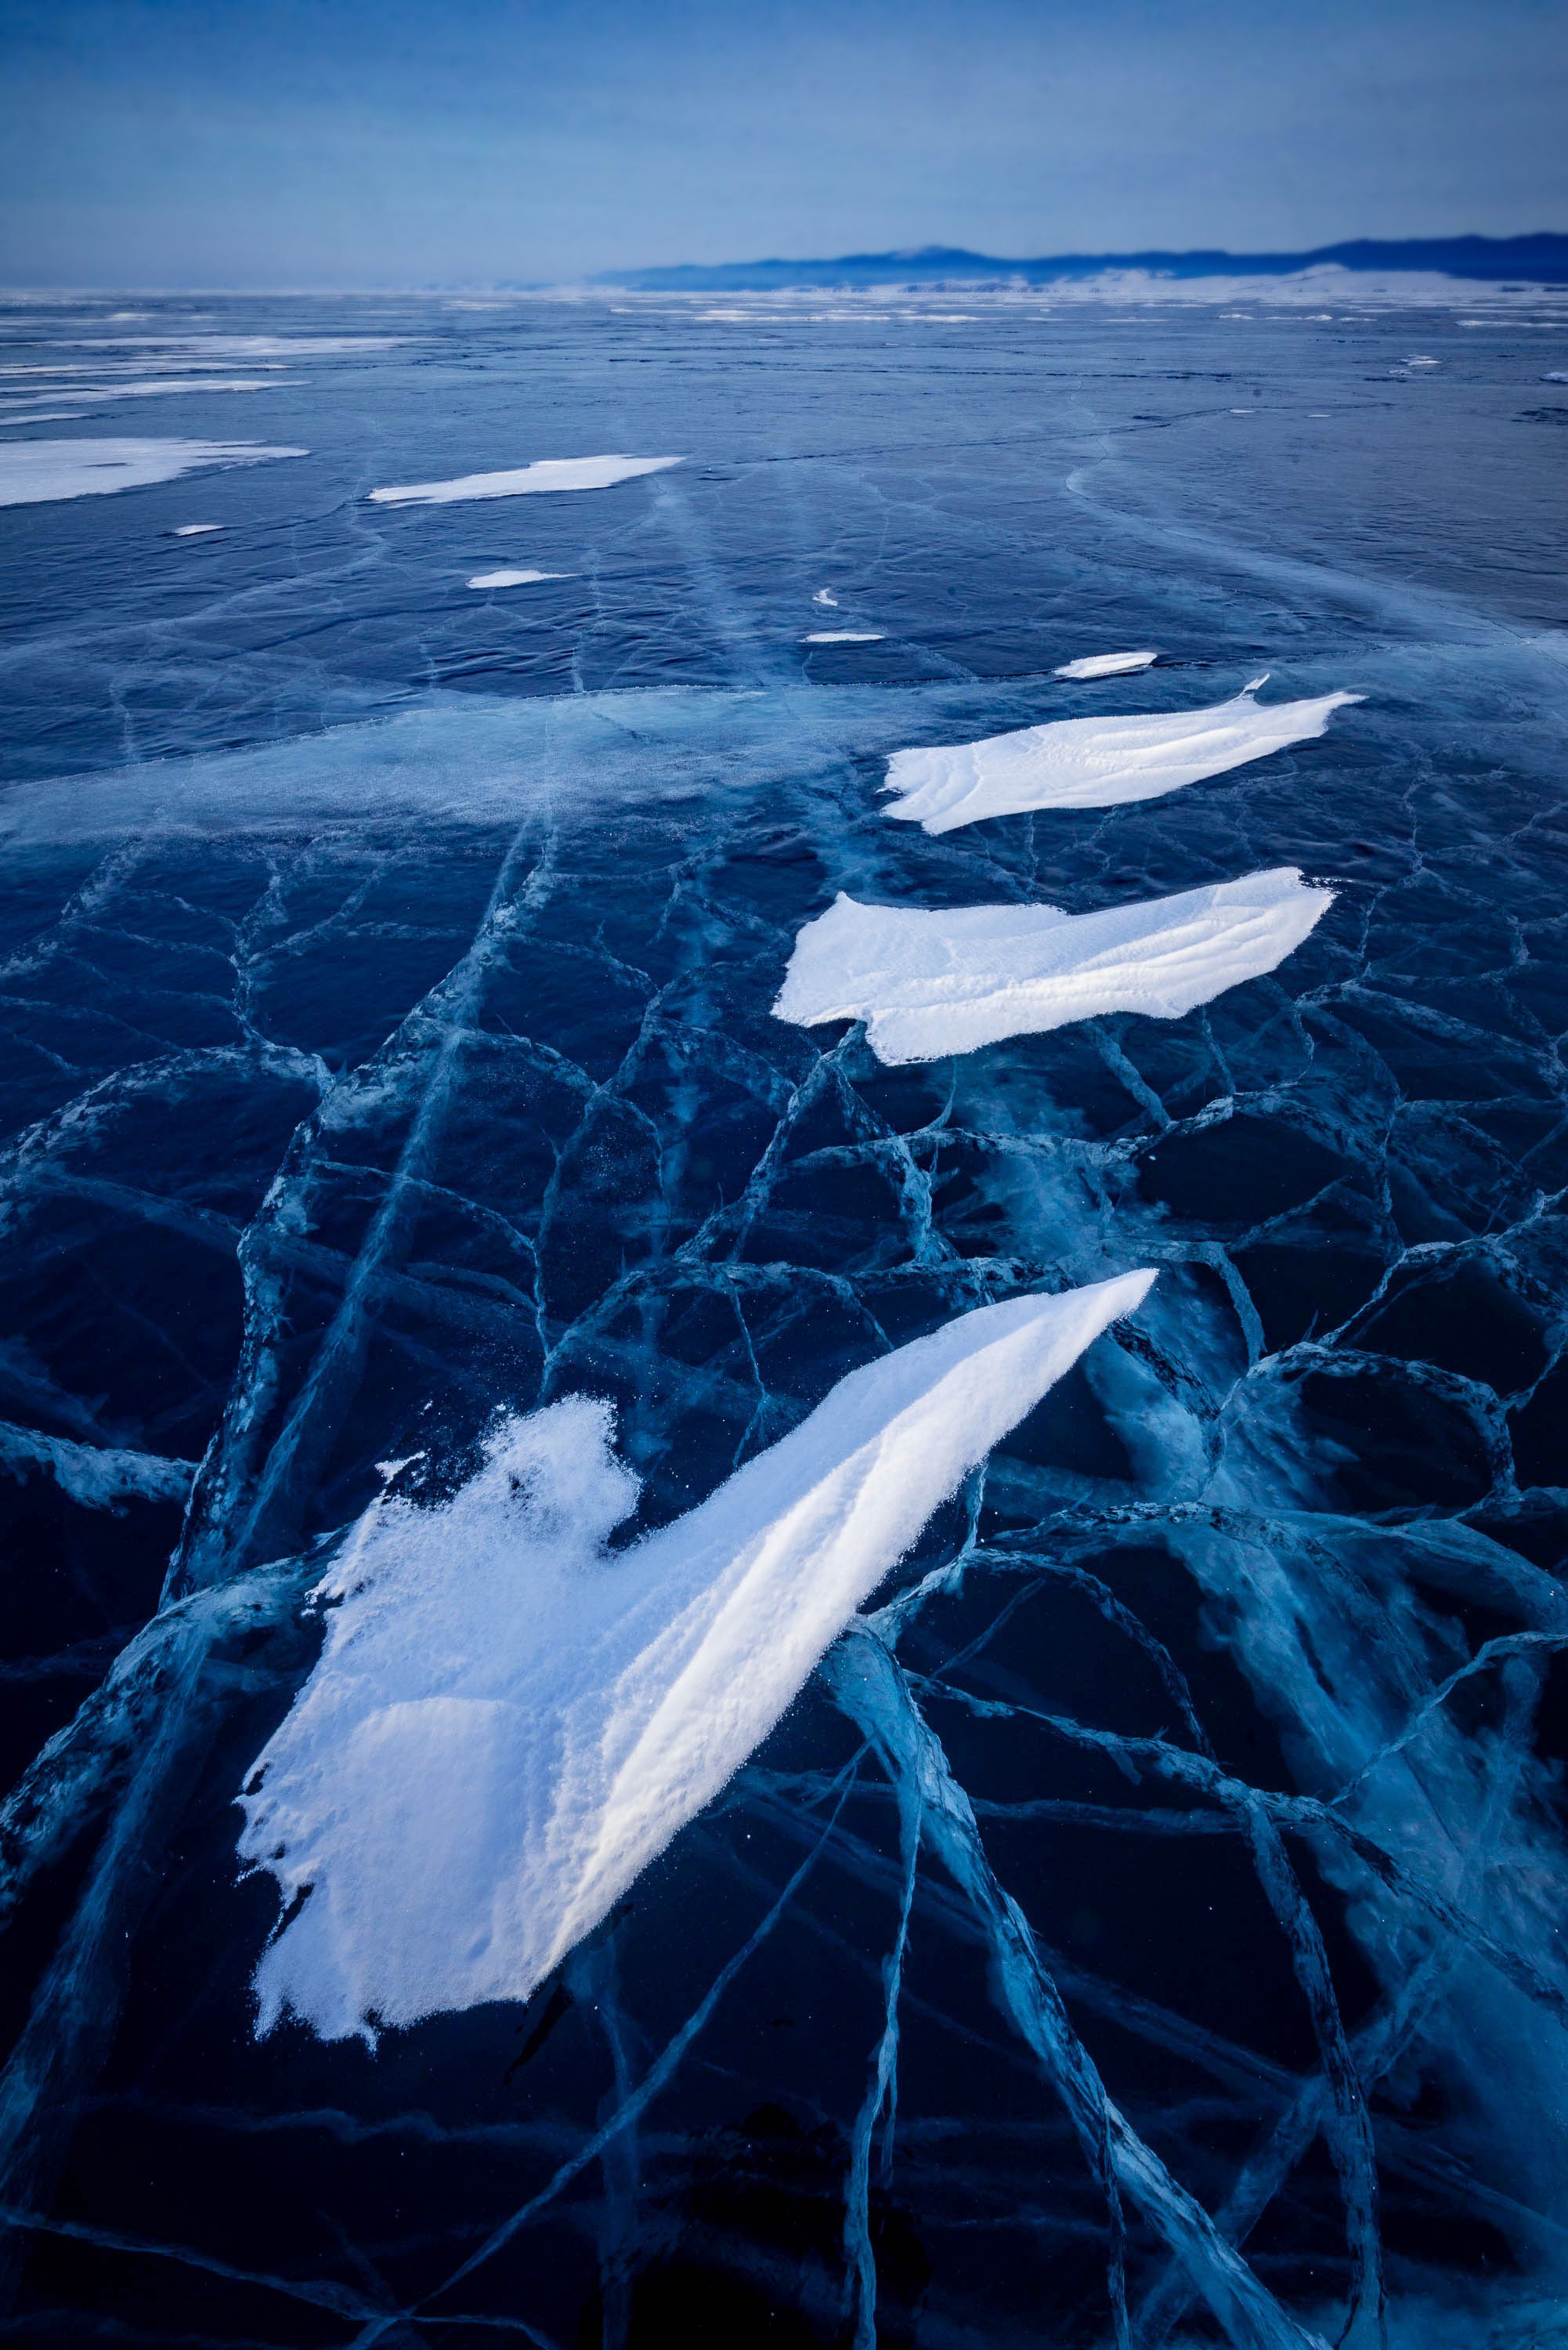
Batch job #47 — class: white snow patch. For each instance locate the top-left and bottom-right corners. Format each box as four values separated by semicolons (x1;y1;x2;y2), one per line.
880;678;1362;833
0;378;274;407
0;438;307;508
466;568;571;589
773;870;1334;1065
805;631;885;643
1055;649;1158;681
58;335;399;357
369;454;683;506
237;1277;1154;2040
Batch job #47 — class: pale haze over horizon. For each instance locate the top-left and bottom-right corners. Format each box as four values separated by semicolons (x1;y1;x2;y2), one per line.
4;0;1566;289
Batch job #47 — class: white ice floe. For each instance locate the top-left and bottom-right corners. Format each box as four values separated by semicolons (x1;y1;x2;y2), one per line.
880;676;1362;833
812;588;839;606
773;868;1333;1065
368;454;682;506
1054;649;1158;681
805;630;885;643
237;1274;1154;2040
172;523;222;536
0;438;307;508
466;568;571;588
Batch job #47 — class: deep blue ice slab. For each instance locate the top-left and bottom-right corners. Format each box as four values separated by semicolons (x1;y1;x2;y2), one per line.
1;285;1566;2348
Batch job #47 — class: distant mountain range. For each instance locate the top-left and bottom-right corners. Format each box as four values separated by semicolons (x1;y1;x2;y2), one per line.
595;233;1568;293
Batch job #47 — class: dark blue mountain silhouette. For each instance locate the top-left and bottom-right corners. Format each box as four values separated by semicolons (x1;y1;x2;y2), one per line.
591;233;1568;291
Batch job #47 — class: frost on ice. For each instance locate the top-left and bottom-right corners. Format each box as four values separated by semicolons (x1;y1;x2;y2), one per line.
0;438;309;508
880;676;1362;831
1054;649;1158;680
237;1277;1154;2041
774;869;1334;1065
368;455;683;506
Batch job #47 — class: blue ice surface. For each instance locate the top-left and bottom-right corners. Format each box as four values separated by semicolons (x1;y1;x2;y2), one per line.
0;283;1566;2347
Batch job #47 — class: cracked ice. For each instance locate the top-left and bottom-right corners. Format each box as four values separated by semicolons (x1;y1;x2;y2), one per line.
0;287;1566;2350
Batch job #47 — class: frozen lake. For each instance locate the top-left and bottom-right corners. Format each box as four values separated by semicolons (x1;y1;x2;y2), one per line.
2;281;1566;2347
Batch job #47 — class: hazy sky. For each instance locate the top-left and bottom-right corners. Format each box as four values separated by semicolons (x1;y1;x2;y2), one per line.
4;0;1565;287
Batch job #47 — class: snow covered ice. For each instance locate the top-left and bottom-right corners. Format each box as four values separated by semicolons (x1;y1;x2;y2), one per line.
881;677;1363;830
238;1277;1153;2040
467;566;571;587
5;287;1568;2350
0;436;308;506
775;869;1335;1063
1055;648;1159;678
369;454;683;504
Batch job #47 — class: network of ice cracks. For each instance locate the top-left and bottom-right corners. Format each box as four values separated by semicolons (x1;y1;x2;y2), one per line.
0;654;1565;2350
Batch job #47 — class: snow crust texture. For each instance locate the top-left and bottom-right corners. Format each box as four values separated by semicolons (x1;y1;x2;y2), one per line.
368;454;683;504
775;870;1335;1064
881;678;1362;830
239;1278;1152;2039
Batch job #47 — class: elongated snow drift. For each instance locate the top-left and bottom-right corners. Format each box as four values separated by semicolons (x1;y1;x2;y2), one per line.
368;455;682;505
774;869;1333;1065
880;676;1361;831
1055;649;1158;680
237;1274;1154;2041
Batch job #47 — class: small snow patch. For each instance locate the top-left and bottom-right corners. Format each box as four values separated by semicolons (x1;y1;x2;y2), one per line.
1055;649;1158;681
467;568;571;588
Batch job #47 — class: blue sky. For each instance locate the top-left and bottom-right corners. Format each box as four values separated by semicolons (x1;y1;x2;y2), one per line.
3;0;1564;287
